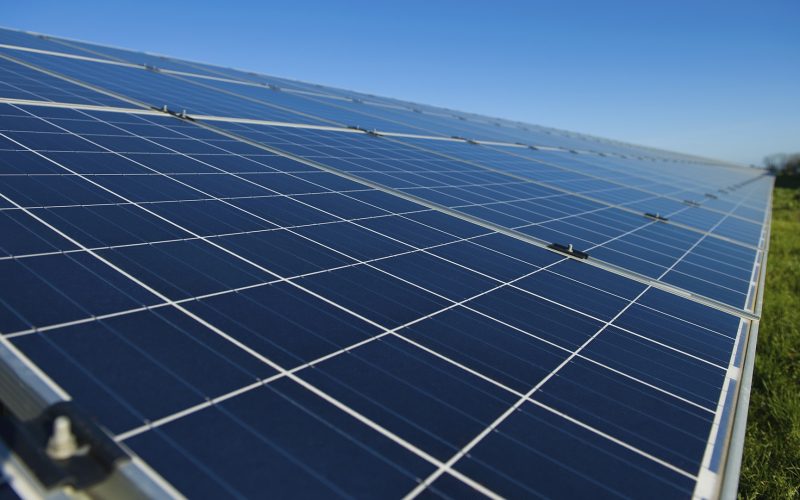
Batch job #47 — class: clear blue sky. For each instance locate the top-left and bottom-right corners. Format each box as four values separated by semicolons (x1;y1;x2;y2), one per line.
6;0;799;165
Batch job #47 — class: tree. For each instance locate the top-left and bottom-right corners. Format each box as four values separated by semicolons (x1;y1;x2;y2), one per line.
764;153;800;176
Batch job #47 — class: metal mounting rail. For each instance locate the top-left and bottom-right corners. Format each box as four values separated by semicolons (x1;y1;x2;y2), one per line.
0;97;157;115
718;182;774;499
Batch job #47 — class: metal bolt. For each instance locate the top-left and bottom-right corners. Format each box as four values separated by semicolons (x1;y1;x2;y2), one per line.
46;416;78;460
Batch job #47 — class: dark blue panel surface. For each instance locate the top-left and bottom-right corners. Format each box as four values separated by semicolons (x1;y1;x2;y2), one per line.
11;307;274;432
452;401;696;498
0;49;333;126
31;204;190;247
211;122;764;303
126;378;435;497
516;267;639;321
0;174;120;206
0;46;772;499
428;240;538;282
146;199;276;235
582;326;726;408
0;252;159;333
184;282;381;367
97;240;267;299
532;357;712;472
0;55;131;106
293;221;411;261
0;208;77;256
371;252;497;301
0;29;112;58
297;265;451;328
302;336;517;459
213;229;356;277
468;286;604;349
402;307;568;393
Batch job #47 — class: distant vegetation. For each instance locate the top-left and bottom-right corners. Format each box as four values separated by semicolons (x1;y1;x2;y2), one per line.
739;159;800;498
764;152;800;179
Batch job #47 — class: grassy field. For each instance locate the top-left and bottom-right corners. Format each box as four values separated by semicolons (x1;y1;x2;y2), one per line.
739;175;800;499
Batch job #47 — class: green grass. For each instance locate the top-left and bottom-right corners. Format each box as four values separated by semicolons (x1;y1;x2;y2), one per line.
739;175;800;499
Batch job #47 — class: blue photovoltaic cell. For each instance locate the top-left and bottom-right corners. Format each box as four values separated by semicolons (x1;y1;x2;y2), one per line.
13;307;277;433
0;27;773;499
124;377;436;498
453;400;697;498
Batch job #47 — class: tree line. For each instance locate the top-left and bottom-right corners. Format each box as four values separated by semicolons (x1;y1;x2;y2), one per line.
764;153;800;176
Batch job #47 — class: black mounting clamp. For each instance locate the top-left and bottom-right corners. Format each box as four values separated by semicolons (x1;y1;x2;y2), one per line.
176;109;194;121
644;212;669;222
450;136;478;144
153;105;194;121
548;242;589;259
347;125;381;137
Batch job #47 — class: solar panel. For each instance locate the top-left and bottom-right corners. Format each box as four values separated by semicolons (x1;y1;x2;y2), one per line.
0;27;772;499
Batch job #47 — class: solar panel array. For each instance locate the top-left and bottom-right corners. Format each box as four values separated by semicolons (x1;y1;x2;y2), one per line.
0;28;773;499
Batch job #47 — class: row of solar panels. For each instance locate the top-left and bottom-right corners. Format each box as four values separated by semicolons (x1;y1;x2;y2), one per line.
0;27;772;499
0;27;742;164
0;38;771;312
